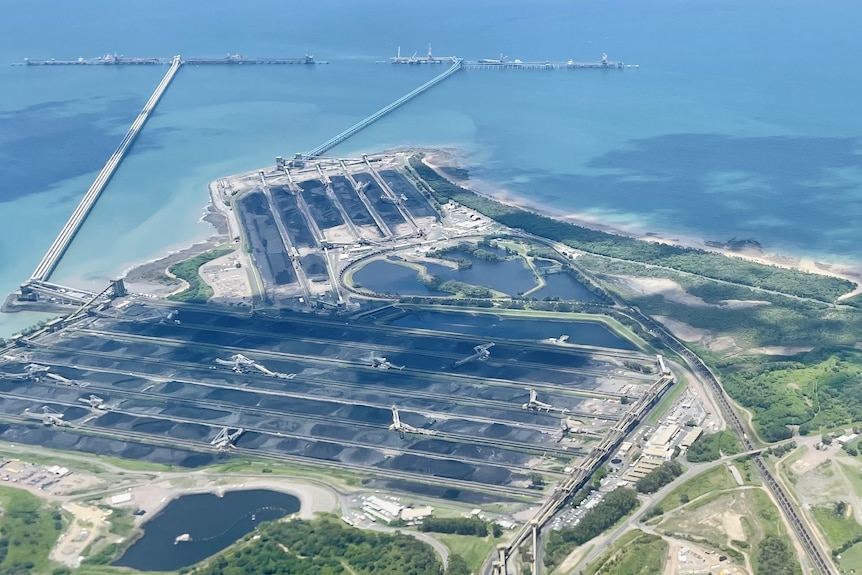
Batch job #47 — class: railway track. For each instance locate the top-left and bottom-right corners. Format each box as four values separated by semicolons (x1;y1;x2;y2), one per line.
0;372;579;460
92;318;653;395
0;389;566;484
0;412;538;499
21;341;586;431
627;307;837;575
32;328;622;422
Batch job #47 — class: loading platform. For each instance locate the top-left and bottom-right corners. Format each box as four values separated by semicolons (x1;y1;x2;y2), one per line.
20;53;325;66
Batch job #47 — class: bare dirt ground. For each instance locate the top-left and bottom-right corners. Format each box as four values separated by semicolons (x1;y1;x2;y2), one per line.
199;250;253;305
655;316;711;343
51;502;111;568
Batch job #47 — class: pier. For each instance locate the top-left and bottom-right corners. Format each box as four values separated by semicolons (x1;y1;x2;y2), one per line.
463;52;634;70
304;59;462;159
20;53;324;66
30;55;183;283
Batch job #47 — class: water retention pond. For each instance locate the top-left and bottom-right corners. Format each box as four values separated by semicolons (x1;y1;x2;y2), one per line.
114;489;300;572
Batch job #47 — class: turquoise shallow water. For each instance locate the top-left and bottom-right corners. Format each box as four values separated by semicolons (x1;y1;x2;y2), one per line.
1;0;861;336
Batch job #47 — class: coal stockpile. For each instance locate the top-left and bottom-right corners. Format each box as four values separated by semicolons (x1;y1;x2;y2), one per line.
364;478;515;504
329;176;379;230
0;423;215;467
300;254;328;279
379;170;438;219
270;187;316;248
236;191;296;286
297;180;344;230
353;173;405;229
17;302;649;495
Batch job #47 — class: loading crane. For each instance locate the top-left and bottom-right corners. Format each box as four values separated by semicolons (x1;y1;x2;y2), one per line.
211;427;243;449
215;354;296;379
3;364;50;381
24;406;68;427
522;389;553;412
369;352;404;370
388;406;436;436
77;395;107;410
45;372;89;387
453;343;494;368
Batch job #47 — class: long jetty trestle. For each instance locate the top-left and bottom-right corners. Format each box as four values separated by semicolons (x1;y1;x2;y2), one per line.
16;48;635;306
30;55;182;283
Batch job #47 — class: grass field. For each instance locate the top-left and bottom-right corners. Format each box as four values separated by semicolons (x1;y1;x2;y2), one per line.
653;465;738;512
167;246;235;303
0;486;65;574
579;529;667;575
810;505;862;549
837;541;862;573
436;533;501;573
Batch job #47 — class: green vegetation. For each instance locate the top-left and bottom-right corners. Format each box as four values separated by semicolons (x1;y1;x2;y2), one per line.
810;503;862;557
721;351;862;438
427;241;505;267
658;487;798;575
191;517;443;575
444;554;470;575
581;530;667;575
636;460;684;494
167;246;235;303
409;155;854;302
544;488;639;570
653;466;737;514
421;275;494;298
754;535;801;575
686;431;742;462
0;487;65;574
436;534;501;574
419;517;489;536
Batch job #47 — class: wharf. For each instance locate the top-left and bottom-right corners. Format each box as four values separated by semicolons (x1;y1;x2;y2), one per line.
19;53;325;66
463;53;635;70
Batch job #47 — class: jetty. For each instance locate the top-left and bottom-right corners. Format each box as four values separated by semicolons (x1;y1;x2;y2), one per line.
30;55;182;283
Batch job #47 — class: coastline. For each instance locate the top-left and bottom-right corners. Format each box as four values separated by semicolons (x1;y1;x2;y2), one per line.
420;148;862;299
121;147;862;303
121;188;231;296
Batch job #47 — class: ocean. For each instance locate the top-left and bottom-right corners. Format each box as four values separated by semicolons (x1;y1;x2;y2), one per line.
1;0;861;336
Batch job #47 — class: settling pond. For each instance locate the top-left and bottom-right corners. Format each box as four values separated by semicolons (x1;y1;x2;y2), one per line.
352;257;599;300
114;489;300;572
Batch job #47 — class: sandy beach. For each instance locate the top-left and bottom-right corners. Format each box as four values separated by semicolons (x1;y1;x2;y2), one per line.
420;148;862;298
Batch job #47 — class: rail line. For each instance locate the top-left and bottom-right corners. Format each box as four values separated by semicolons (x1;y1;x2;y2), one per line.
0;389;563;483
1;372;578;459
69;326;627;420
0;412;535;499
627;307;837;575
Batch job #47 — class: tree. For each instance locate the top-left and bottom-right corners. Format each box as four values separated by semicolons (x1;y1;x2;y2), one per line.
492;523;503;538
446;555;470;575
835;501;848;516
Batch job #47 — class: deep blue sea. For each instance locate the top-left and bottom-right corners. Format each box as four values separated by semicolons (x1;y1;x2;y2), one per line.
2;0;861;336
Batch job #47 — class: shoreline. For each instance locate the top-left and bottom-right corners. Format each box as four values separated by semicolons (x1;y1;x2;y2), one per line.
124;474;340;527
121;147;862;302
419;148;862;298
